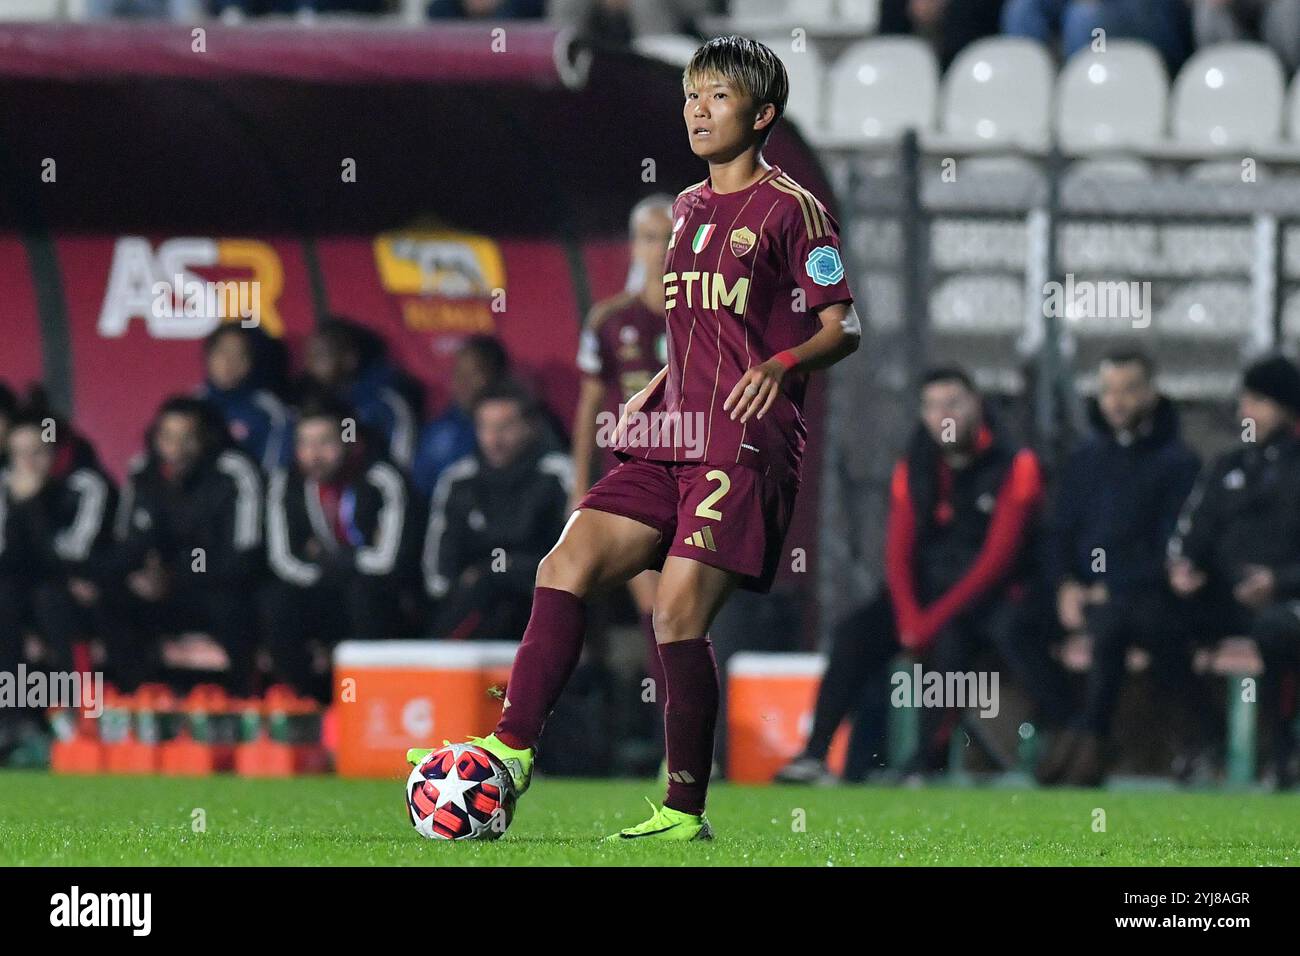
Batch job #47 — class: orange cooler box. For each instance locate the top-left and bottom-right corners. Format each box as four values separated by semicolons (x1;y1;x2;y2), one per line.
727;652;846;783
333;641;517;778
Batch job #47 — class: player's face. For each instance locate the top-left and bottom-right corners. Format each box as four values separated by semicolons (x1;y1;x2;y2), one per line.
920;380;981;448
1098;360;1154;433
207;330;253;391
295;417;347;482
631;206;674;280
7;425;53;486
1239;390;1290;440
684;73;758;161
154;412;203;475
475;399;532;470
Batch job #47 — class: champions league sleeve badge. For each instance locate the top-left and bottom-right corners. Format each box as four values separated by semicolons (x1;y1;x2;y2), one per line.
805;245;845;287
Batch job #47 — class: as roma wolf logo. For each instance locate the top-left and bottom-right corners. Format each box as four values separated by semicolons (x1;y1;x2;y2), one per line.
730;226;756;258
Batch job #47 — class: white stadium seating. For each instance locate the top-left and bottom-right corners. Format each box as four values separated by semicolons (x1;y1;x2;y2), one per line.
825;37;938;143
939;38;1054;151
1170;43;1287;150
1055;41;1168;153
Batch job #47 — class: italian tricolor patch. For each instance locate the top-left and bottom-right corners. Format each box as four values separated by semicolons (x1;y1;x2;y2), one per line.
691;224;716;254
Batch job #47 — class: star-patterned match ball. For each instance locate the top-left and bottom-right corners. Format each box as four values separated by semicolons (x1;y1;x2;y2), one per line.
406;743;515;840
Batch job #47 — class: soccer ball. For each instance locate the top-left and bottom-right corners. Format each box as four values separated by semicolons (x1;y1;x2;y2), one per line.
406;743;515;840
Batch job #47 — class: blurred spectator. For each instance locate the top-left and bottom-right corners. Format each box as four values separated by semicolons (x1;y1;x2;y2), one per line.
1001;0;1193;72
548;0;712;47
210;0;389;14
1168;355;1300;789
1193;0;1300;73
777;368;1072;784
430;0;545;19
1039;351;1211;786
263;395;421;700
423;381;571;641
880;0;1007;70
298;317;419;471
108;397;263;693
0;403;117;675
411;335;509;499
198;323;293;474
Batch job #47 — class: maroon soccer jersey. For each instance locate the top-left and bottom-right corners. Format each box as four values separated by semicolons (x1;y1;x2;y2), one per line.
613;165;854;483
576;292;668;404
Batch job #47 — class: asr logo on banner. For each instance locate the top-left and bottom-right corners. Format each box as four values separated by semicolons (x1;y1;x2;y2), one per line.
373;230;505;336
97;237;285;339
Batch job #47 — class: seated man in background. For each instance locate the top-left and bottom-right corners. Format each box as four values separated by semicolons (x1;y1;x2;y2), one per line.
411;334;510;500
1168;355;1300;789
1040;350;1208;786
263;396;420;701
423;381;571;642
297;317;419;470
0;401;117;672
778;367;1072;783
110;397;264;693
198;323;293;473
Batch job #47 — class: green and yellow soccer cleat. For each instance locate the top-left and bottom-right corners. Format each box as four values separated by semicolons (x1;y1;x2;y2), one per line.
407;735;535;796
605;798;714;842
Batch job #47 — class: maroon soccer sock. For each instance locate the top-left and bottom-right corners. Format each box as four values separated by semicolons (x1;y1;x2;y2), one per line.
640;612;667;716
659;636;719;816
495;587;587;751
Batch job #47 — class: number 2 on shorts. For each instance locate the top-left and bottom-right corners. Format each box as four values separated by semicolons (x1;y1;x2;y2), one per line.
694;469;731;522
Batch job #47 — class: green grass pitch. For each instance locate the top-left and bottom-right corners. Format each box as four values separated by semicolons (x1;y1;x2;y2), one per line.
1;771;1295;866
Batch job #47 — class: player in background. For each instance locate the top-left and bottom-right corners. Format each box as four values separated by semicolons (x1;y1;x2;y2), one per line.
569;194;675;745
409;35;862;840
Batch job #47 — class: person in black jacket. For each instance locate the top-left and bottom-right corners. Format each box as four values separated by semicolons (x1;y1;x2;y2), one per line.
0;405;117;673
109;396;264;693
423;381;572;642
777;367;1072;783
1040;351;1209;785
1168;355;1300;788
263;395;420;699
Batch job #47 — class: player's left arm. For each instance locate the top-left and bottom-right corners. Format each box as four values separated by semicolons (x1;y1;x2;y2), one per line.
724;301;861;423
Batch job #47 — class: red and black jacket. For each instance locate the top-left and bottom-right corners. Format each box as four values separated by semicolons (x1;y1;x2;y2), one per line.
884;416;1044;649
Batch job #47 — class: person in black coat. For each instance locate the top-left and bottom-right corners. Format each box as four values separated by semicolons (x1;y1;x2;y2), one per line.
1040;350;1208;786
1168;354;1300;788
263;395;421;699
109;396;264;693
423;381;572;642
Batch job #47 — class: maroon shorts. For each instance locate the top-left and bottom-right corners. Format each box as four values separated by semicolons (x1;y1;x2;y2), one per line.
577;456;798;593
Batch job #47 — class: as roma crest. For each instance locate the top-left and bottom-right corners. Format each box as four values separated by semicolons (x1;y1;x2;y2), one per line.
730;226;756;258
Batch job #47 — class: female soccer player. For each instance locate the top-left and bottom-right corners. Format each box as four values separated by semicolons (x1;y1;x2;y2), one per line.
410;35;862;841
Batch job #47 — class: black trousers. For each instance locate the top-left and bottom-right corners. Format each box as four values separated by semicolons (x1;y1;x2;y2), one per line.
105;581;258;695
261;570;401;700
805;586;1071;766
0;575;90;674
429;573;533;643
1230;599;1300;771
1078;591;1216;740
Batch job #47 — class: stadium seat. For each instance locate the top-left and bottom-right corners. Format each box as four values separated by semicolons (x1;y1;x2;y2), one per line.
1055;41;1168;154
633;34;702;68
939;38;1054;151
758;36;827;138
0;0;60;20
929;275;1024;333
1156;281;1251;338
1289;69;1300;141
1185;159;1267;182
826;37;939;143
1170;43;1287;150
730;0;837;26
